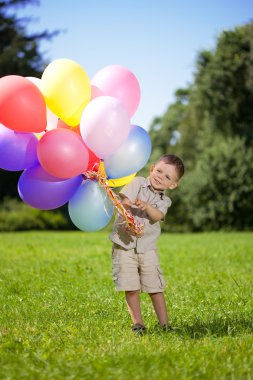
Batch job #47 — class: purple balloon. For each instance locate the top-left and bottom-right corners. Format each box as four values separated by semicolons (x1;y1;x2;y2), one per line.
0;123;39;171
18;165;82;210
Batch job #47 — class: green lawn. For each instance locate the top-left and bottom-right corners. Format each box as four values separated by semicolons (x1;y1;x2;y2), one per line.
0;231;253;379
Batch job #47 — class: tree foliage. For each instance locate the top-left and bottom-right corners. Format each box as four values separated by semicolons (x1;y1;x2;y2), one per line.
149;22;253;231
194;25;253;143
181;136;253;230
0;0;57;77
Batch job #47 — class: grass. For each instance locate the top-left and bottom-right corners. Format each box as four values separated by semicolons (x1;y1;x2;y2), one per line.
0;231;253;380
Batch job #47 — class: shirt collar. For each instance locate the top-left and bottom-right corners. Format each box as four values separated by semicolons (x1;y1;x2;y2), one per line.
143;177;166;199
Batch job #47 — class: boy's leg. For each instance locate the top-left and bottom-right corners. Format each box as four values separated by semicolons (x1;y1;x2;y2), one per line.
149;292;169;326
125;290;145;326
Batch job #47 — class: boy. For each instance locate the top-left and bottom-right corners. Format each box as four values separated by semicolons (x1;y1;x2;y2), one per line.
110;154;184;334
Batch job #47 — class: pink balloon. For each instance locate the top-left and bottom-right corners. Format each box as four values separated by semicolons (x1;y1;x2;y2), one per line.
26;77;59;131
91;65;141;117
26;76;41;87
38;129;89;179
80;96;131;159
91;85;104;100
46;108;59;131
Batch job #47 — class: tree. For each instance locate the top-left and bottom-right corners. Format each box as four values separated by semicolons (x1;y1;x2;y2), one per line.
0;0;57;201
181;136;253;230
149;21;253;231
0;0;57;77
194;23;253;144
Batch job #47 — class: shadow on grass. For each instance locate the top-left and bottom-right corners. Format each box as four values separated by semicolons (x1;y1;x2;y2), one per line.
149;317;253;339
170;316;253;339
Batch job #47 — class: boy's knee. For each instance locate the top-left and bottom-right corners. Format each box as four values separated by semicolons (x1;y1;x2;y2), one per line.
148;292;164;298
125;290;140;296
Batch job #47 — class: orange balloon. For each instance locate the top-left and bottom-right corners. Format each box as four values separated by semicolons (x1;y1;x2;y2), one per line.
0;75;47;133
57;119;80;135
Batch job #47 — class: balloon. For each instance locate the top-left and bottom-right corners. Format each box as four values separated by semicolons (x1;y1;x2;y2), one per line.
91;85;104;100
68;179;114;231
18;165;82;210
86;149;100;172
37;129;89;179
104;125;152;178
0;124;39;171
26;76;41;87
34;132;45;141
0;75;47;133
99;162;136;187
91;65;141;117
80;96;131;159
57;119;80;135
26;77;59;131
107;173;136;188
46;108;59;131
40;59;91;126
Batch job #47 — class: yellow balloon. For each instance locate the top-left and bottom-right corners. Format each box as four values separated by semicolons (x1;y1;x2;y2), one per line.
107;173;136;187
40;59;91;127
34;131;45;140
99;161;106;175
99;162;136;187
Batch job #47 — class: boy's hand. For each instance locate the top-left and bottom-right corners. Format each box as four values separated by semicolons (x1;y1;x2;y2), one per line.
135;199;149;211
121;197;134;207
135;199;164;222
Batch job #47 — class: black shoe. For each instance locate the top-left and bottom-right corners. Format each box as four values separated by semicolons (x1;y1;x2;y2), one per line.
160;323;173;332
131;323;147;335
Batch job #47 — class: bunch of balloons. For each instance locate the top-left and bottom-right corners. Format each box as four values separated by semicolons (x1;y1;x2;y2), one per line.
0;59;152;231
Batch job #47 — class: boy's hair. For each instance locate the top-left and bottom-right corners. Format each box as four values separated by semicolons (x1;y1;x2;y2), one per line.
156;154;184;179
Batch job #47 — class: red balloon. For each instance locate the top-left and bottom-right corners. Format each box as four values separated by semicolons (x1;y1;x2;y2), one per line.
37;129;89;179
0;75;47;133
86;148;100;172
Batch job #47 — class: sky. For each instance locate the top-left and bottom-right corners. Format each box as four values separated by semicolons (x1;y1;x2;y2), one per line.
16;0;253;131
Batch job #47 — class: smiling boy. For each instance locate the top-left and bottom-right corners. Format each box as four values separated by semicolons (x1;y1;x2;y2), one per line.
110;154;184;334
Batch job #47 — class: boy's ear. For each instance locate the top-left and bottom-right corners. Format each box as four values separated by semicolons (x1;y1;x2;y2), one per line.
150;164;155;173
169;182;178;190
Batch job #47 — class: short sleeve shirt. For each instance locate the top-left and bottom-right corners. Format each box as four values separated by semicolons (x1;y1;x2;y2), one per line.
109;176;172;253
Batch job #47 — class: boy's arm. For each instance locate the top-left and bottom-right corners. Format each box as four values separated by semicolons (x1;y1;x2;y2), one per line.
119;194;134;211
135;199;164;222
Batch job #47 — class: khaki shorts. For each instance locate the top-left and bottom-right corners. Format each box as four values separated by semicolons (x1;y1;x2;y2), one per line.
112;244;166;293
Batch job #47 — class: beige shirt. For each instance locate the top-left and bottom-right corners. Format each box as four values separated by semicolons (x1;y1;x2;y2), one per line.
110;176;172;253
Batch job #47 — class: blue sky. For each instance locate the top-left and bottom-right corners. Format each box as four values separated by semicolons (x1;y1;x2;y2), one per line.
17;0;253;130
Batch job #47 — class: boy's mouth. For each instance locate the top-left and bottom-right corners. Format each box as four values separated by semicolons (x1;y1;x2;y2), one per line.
154;178;162;185
152;178;164;190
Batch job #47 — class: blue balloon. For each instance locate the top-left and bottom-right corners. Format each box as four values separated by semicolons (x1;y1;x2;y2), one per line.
68;179;114;231
104;125;152;179
0;123;39;171
18;165;82;210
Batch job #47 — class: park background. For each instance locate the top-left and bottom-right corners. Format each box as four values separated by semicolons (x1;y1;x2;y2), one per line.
0;0;253;232
0;1;253;379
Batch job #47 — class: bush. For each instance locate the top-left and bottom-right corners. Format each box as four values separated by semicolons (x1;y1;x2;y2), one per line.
0;198;69;231
181;136;253;231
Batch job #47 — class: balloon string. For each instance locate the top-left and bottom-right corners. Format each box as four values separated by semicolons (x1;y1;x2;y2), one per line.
85;169;144;237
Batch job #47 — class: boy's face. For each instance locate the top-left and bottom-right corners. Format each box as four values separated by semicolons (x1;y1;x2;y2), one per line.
150;161;179;191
